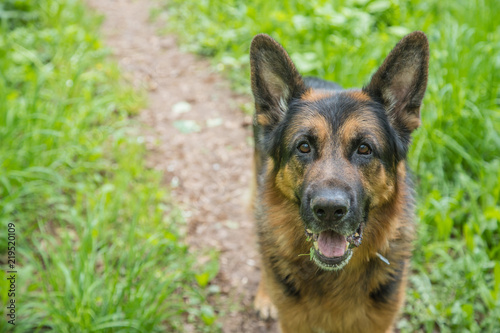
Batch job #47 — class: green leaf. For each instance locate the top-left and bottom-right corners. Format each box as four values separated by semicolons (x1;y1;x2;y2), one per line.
200;305;216;325
463;224;474;251
195;272;210;288
366;0;391;13
461;303;474;321
0;271;8;304
494;262;500;300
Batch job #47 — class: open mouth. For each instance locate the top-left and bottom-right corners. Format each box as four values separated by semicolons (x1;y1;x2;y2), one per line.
305;224;363;271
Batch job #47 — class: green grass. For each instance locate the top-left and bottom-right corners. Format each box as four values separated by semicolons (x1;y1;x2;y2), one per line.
160;0;500;331
0;0;217;331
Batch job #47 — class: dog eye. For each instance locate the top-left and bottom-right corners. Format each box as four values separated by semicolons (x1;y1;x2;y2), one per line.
297;142;311;154
357;144;372;155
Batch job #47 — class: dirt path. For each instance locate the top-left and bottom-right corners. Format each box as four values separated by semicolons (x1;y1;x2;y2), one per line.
85;0;278;331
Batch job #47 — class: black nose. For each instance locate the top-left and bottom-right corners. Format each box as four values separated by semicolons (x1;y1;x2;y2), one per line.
311;190;349;222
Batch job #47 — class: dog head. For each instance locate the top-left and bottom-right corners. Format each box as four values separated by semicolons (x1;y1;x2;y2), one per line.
250;32;429;270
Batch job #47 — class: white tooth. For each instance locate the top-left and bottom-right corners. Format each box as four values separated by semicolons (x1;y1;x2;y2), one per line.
306;229;313;234
345;242;350;251
313;241;318;250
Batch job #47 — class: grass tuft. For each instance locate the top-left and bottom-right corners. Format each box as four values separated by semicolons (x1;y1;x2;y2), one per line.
0;0;217;331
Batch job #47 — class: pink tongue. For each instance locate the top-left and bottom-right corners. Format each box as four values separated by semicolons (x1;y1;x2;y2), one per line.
318;230;347;258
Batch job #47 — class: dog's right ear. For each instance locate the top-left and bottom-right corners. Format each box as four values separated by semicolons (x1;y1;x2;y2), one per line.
250;34;305;129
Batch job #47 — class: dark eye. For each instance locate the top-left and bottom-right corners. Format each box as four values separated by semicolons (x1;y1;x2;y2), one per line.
357;143;372;155
297;142;311;154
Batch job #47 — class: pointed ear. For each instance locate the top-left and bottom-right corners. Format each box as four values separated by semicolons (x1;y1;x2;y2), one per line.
250;34;305;129
364;31;429;135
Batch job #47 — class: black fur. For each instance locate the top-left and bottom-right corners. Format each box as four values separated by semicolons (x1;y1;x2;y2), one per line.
269;256;301;298
369;261;405;304
304;77;342;90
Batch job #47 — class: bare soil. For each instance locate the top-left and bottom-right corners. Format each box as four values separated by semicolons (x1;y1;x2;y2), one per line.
86;0;278;331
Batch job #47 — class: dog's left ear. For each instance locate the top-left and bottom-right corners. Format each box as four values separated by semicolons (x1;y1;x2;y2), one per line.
364;31;429;135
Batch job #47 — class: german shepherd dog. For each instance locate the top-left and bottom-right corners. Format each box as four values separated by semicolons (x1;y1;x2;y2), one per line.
250;31;429;333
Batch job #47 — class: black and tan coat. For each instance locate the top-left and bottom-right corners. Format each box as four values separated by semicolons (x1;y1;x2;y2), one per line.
250;32;429;333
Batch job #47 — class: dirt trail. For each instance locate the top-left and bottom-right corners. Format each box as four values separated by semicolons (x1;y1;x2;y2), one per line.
86;0;278;331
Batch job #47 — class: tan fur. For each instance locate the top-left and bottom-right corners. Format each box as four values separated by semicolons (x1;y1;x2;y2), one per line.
340;113;387;152
347;90;371;102
302;88;335;101
283;110;332;160
257;113;272;127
